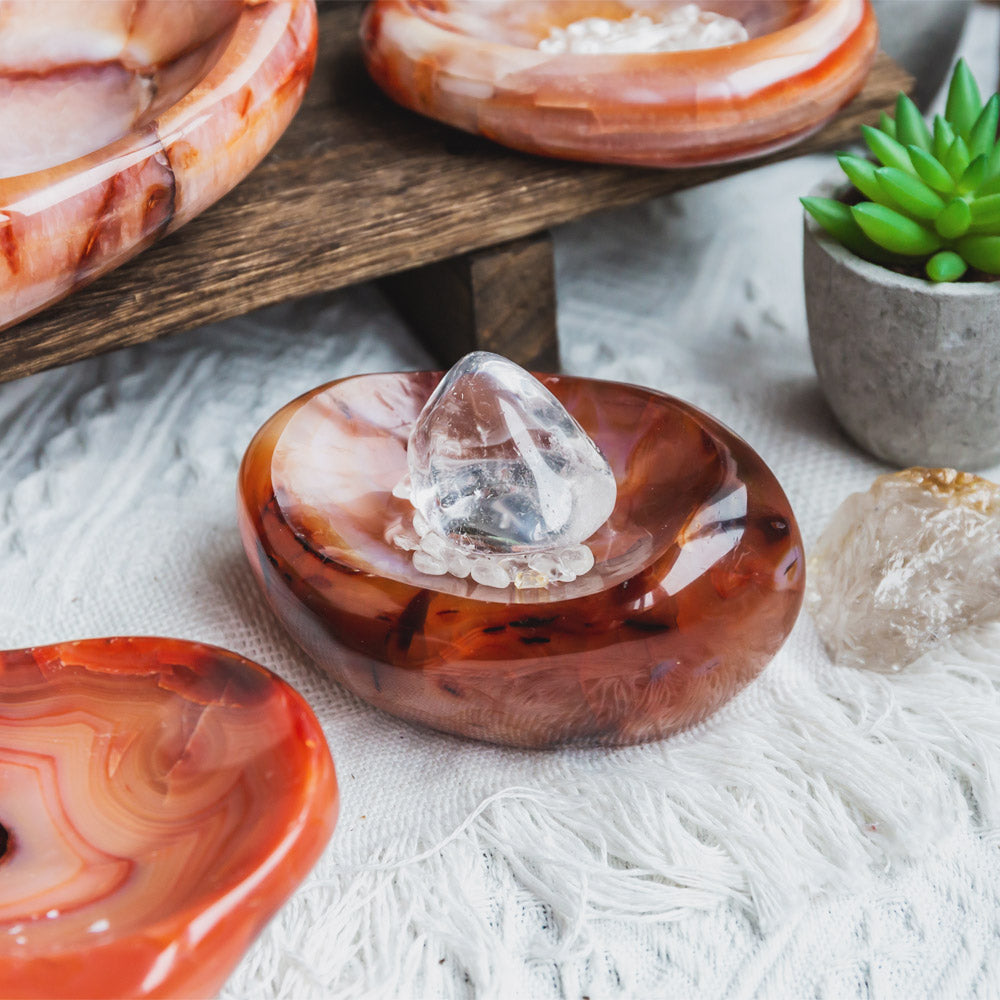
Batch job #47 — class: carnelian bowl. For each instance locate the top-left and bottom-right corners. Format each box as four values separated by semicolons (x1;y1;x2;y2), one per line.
361;0;877;168
0;637;337;1000
0;0;317;332
238;372;804;748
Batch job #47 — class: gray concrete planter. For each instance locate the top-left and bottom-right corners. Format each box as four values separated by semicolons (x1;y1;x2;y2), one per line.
870;0;970;109
803;213;1000;469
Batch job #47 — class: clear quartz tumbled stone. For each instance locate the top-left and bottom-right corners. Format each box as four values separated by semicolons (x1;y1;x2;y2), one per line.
807;467;1000;672
394;352;617;589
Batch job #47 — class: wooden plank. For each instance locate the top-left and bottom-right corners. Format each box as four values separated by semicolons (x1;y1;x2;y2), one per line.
381;232;559;371
0;1;912;383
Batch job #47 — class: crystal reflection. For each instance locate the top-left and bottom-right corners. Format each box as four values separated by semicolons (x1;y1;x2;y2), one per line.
662;478;748;596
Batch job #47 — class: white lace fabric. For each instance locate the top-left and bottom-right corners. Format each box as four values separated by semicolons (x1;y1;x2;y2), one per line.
2;11;1000;998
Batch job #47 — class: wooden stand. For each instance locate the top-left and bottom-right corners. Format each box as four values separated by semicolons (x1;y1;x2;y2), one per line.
0;3;911;382
380;233;559;370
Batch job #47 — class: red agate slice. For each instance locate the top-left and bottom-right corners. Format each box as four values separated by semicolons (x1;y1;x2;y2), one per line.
361;0;878;167
0;637;337;1000
238;372;804;748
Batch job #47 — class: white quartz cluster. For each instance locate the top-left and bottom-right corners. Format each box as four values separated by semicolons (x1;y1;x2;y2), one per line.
807;468;1000;672
390;352;616;590
537;5;749;55
388;493;596;590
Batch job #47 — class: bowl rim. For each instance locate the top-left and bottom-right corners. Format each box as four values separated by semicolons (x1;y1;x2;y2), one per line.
0;0;312;193
247;367;797;607
371;0;864;67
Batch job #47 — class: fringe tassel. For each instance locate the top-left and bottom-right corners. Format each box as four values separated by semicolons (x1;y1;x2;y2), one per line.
223;622;1000;999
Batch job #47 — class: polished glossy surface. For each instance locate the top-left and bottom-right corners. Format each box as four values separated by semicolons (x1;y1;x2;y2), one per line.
361;0;877;168
0;0;317;332
0;637;337;1000
239;372;804;748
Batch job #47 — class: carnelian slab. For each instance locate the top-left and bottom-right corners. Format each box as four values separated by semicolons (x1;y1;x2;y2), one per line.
238;372;804;748
361;0;877;167
0;637;337;1000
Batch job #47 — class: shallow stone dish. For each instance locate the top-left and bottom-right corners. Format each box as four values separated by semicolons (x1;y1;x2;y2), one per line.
238;371;805;748
0;637;337;1000
361;0;877;168
0;0;317;332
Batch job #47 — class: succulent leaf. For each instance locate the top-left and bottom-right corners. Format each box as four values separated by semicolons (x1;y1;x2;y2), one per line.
958;154;988;195
979;177;1000;199
801;197;895;261
838;155;891;204
970;192;1000;228
935;197;972;238
878;111;897;140
969;94;1000;159
861;124;915;173
957;234;1000;273
986;143;1000;182
926;250;968;282
945;58;982;138
802;61;1000;281
934;115;956;162
907;146;956;194
945;136;971;180
894;93;932;152
851;203;942;256
874;167;944;219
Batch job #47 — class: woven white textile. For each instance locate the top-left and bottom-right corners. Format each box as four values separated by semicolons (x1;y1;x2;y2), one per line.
3;11;1000;998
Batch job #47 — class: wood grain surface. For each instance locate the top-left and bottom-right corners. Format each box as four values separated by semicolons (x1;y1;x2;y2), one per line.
381;233;561;372
0;3;911;383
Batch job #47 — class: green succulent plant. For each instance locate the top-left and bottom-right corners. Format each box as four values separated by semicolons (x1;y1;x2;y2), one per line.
802;59;1000;282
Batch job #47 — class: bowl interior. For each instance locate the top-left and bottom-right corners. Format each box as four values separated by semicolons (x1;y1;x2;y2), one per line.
269;372;748;605
410;0;805;48
0;1;243;180
0;639;321;951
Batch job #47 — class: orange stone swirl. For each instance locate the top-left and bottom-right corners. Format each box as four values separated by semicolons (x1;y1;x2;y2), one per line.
360;0;878;168
0;637;337;1000
238;372;804;748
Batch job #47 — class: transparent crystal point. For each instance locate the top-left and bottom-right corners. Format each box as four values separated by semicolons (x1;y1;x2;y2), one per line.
407;352;617;557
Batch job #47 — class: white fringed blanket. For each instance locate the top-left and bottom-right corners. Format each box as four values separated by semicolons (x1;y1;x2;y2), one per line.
2;12;999;997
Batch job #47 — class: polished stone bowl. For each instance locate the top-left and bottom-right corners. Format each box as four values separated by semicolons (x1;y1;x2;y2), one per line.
361;0;878;168
0;637;336;1000
0;0;317;332
239;372;805;748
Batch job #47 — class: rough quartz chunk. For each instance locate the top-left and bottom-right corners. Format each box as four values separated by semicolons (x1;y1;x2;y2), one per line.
407;352;617;555
807;468;1000;672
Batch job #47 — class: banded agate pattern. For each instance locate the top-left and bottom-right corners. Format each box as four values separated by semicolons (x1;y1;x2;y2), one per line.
0;0;317;332
239;372;804;748
0;637;337;1000
361;0;878;168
